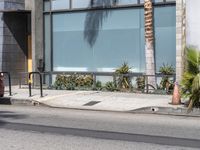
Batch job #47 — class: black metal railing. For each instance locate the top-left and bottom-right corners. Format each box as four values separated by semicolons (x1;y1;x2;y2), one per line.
18;71;176;96
28;72;43;97
43;71;176;94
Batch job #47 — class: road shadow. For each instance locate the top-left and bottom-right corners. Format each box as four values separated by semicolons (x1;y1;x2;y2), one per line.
0;110;27;127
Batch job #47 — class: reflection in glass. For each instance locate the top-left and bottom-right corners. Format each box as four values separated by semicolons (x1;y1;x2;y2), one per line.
44;14;51;71
117;0;138;5
72;0;91;8
52;9;145;72
44;0;50;11
51;0;69;10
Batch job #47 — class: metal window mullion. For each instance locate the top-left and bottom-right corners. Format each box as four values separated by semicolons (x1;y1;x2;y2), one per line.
50;12;53;72
49;0;53;85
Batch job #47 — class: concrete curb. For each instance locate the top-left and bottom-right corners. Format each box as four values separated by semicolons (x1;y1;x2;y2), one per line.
130;107;200;117
0;97;48;107
1;97;200;117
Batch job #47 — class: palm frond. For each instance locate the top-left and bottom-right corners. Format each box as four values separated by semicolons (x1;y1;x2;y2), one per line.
185;47;200;75
192;73;200;93
181;47;200;109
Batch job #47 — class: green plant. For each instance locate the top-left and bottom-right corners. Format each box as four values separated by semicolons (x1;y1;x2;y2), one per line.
136;76;145;91
159;64;175;93
54;74;93;90
115;62;132;90
54;75;68;90
159;63;175;75
93;81;103;91
181;47;200;110
75;75;93;87
105;81;117;92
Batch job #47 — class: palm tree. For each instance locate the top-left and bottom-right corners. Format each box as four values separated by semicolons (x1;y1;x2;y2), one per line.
181;47;200;110
144;0;156;87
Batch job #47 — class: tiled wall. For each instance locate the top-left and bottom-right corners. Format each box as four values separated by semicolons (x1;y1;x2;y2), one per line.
0;0;26;85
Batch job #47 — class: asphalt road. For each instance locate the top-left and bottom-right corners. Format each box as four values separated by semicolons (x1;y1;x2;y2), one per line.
0;105;200;150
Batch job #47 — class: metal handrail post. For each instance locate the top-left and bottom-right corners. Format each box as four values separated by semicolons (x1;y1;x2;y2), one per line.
28;73;32;97
7;72;12;96
39;73;43;97
28;72;43;97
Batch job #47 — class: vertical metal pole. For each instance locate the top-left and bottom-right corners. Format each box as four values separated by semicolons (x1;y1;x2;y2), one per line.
39;73;43;97
92;73;96;89
48;72;52;88
146;75;149;94
19;74;21;89
8;73;12;96
29;73;32;97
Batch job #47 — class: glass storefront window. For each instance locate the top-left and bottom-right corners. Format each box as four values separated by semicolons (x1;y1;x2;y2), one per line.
44;14;51;71
117;0;138;5
92;0;112;7
72;0;91;8
154;0;164;2
44;0;50;11
52;8;145;72
154;6;176;71
51;0;69;10
44;0;176;73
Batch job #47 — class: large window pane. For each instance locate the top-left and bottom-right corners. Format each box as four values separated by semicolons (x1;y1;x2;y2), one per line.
44;14;51;71
52;0;69;10
72;0;91;8
52;8;145;72
117;0;138;5
51;6;176;73
154;0;163;2
154;6;176;71
44;0;50;11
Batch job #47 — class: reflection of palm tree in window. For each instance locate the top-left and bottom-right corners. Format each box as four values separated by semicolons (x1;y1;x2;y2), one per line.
84;0;119;47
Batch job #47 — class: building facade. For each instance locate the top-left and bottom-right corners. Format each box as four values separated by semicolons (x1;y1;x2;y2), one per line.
0;0;198;85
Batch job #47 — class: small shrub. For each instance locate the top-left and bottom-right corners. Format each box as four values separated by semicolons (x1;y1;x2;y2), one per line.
105;81;117;92
159;63;175;93
54;74;93;90
54;75;68;90
75;75;93;87
93;81;103;91
136;76;145;91
115;62;132;90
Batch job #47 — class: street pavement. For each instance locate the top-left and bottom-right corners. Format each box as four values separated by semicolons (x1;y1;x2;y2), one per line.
3;86;183;112
0;105;200;150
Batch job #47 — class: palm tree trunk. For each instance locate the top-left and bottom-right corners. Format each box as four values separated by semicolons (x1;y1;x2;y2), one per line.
144;0;156;87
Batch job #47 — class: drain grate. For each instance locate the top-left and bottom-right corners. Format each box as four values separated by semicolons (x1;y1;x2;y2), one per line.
83;101;101;106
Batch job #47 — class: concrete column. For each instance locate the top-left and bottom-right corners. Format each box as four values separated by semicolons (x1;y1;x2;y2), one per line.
24;0;32;10
176;0;186;83
31;0;43;72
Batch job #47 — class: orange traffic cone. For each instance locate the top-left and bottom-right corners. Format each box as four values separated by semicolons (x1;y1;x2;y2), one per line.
172;82;181;105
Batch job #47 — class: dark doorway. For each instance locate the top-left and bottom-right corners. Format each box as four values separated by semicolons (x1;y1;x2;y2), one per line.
2;11;31;85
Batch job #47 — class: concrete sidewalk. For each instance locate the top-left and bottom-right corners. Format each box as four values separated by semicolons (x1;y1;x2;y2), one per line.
2;86;183;112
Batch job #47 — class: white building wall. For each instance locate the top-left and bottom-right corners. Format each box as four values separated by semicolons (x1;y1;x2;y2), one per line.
186;0;200;49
